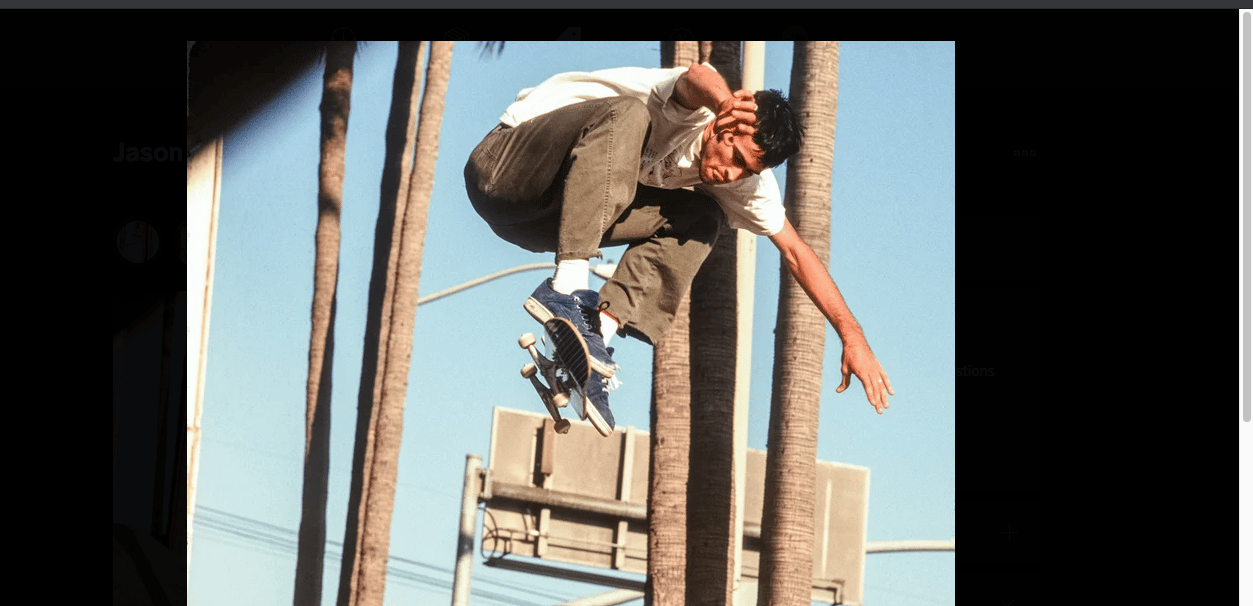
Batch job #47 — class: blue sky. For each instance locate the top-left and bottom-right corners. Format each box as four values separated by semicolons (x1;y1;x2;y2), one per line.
189;41;954;606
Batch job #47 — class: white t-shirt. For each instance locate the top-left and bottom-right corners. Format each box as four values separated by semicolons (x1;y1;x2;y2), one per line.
499;64;786;237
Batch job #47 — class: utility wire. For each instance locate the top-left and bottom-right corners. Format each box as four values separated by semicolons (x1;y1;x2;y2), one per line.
197;513;547;606
196;505;951;606
864;582;953;605
195;505;569;605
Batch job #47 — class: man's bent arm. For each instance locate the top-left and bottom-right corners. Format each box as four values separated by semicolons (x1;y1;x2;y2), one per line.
674;64;758;138
769;219;867;347
673;63;734;113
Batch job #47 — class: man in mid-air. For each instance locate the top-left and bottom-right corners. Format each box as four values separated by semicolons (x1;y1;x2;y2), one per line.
465;62;893;437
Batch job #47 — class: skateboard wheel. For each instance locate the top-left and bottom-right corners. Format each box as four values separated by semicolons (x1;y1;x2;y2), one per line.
519;333;536;349
555;419;571;434
521;363;537;379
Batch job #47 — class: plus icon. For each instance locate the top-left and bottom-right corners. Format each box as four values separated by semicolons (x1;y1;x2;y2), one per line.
1001;523;1018;543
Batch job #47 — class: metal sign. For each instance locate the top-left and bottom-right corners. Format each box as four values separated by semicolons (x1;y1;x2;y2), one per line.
481;407;869;605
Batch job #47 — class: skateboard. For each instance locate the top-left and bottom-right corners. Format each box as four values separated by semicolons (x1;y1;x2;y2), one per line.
518;318;593;435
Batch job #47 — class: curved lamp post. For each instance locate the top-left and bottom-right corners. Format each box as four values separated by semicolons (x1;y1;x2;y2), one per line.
417;262;618;307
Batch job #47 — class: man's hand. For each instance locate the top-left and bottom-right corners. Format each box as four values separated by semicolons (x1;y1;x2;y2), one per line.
837;340;895;415
714;89;757;137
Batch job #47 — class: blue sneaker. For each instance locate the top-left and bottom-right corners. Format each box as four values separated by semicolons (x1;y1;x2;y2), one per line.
544;318;616;437
579;368;616;436
525;279;619;379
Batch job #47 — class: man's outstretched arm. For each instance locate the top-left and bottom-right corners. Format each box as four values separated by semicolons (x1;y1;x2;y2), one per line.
769;218;895;414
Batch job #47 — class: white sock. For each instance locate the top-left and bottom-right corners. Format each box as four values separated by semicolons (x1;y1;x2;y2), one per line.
551;259;589;295
600;311;618;347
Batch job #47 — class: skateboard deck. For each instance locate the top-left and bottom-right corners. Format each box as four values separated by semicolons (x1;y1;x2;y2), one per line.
517;317;593;435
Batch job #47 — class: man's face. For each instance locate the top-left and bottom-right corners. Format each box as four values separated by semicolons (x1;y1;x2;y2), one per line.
698;122;766;186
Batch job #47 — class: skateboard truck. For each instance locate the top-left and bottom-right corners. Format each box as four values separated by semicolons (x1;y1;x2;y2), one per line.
518;333;574;434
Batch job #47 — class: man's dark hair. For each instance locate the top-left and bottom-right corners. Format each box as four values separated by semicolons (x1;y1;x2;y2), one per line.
752;89;803;169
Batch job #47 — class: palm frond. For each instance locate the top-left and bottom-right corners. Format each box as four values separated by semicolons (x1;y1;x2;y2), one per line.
476;41;506;60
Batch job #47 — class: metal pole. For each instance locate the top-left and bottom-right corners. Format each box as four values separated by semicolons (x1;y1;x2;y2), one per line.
866;538;956;553
418;262;617;307
557;589;647;606
417;264;554;306
484;558;645;592
489;480;648;520
451;454;482;606
733;40;765;606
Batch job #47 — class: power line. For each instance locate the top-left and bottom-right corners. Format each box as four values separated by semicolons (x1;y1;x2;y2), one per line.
197;512;548;606
864;583;953;605
194;505;570;605
195;505;951;606
197;437;464;502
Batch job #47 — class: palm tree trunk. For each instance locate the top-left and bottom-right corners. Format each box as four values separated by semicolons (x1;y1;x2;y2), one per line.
347;40;453;606
686;39;743;606
757;40;841;606
646;291;691;606
294;40;354;606
646;40;701;606
335;40;429;606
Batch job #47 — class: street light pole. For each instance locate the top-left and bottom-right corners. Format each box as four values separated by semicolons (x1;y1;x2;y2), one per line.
417;262;618;307
450;454;481;606
732;41;765;606
866;538;956;553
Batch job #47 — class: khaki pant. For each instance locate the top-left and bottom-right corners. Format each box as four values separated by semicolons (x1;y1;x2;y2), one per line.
464;96;722;345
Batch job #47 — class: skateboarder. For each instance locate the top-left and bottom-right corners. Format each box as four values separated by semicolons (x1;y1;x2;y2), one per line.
465;62;894;434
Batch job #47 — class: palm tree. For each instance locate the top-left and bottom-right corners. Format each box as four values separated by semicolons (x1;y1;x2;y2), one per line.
335;41;455;606
646;288;691;606
756;40;841;606
187;42;366;585
294;41;355;606
334;39;422;606
685;40;744;606
646;41;701;606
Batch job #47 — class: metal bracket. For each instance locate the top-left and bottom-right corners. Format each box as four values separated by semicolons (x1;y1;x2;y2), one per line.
535;418;558;558
612;427;635;570
479;467;493;503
